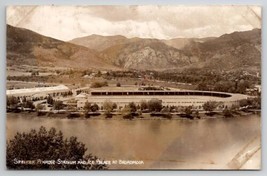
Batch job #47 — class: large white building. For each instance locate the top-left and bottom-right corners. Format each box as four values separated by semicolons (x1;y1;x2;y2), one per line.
77;89;249;110
6;85;70;98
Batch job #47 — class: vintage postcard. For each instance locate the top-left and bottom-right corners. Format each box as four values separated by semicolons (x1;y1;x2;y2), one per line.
6;5;261;170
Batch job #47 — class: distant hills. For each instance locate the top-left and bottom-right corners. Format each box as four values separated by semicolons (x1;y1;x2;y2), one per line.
182;28;261;70
162;37;216;50
7;24;261;71
7;25;113;69
69;34;128;52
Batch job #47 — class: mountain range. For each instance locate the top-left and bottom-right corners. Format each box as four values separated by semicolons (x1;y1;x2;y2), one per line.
7;24;261;71
7;25;113;69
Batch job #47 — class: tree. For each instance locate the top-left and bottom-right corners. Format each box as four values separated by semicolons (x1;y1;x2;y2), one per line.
83;101;91;118
197;82;208;91
160;107;172;119
223;108;234;118
194;110;200;119
116;82;121;87
90;81;108;88
6;126;107;170
128;102;137;113
214;81;234;92
203;101;217;113
112;103;117;110
47;95;54;105
36;104;45;116
90;103;99;112
148;99;162;112
84;101;91;112
251;96;261;109
230;104;240;112
140;100;148;110
103;100;114;118
96;70;102;77
53;101;64;110
7;96;19;110
184;106;193;118
22;100;35;109
239;99;251;108
121;106;133;120
236;79;249;94
22;96;27;103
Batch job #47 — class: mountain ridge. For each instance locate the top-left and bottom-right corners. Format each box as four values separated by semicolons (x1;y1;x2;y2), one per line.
7;24;261;71
7;24;116;69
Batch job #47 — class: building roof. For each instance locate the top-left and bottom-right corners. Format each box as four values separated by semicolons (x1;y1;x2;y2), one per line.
88;89;250;102
75;93;88;98
6;85;69;97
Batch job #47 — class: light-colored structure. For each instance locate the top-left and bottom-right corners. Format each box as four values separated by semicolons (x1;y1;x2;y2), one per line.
77;89;249;110
6;84;70;98
75;93;89;101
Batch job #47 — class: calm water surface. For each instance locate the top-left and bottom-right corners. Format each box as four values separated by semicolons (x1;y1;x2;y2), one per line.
6;114;261;169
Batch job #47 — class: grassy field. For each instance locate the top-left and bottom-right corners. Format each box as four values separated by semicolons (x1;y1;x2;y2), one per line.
7;65;197;91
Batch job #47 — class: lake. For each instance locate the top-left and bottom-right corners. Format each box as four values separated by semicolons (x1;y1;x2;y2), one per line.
6;113;261;169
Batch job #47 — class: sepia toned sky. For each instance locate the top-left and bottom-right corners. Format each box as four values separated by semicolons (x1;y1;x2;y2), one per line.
7;5;261;41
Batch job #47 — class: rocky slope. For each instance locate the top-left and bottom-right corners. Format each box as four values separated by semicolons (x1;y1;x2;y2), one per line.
183;29;261;70
100;38;198;70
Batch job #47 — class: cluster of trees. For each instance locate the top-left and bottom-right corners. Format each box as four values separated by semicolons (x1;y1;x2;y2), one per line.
6;96;19;110
203;101;218;113
6;95;67;113
108;99;251;119
103;70;139;78
102;100;117;118
82;70;93;77
121;99;163;117
197;79;251;94
239;97;261;109
138;86;164;91
90;81;108;88
21;100;35;109
7;76;49;82
88;68;260;95
53;101;64;110
116;82;121;87
83;102;100;118
36;103;45;115
61;91;73;97
7;126;107;170
7;96;35;111
147;99;163;112
47;95;54;105
86;99;163;119
99;99;213;119
46;96;65;111
31;71;39;76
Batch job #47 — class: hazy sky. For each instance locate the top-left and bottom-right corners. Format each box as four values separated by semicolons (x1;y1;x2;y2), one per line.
7;5;261;41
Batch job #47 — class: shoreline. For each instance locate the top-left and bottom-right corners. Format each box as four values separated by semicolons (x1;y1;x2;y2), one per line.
6;110;260;121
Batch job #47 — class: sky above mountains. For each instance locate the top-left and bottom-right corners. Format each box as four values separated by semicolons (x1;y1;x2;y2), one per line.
7;5;261;41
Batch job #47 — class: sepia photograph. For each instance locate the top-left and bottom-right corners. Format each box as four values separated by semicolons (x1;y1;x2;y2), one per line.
6;5;261;170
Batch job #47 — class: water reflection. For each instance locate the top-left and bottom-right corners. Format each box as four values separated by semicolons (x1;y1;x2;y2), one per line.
6;114;260;169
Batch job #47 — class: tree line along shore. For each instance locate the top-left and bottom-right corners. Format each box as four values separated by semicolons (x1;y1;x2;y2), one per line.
7;95;261;120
